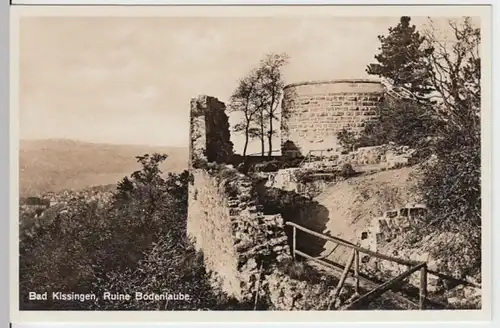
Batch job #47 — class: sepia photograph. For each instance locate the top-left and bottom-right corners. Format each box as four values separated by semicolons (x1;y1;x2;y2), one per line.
11;4;491;321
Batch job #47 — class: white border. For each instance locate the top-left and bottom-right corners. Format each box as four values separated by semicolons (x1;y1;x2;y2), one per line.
9;3;494;324
7;0;497;5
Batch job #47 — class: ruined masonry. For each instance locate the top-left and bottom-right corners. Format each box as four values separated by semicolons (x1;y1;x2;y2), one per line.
189;95;233;167
187;95;292;302
281;79;385;156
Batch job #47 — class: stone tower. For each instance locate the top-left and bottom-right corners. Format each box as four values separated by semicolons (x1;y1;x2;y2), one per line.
281;79;385;156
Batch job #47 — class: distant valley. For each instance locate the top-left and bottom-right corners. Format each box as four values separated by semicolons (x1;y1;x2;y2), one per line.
19;139;188;197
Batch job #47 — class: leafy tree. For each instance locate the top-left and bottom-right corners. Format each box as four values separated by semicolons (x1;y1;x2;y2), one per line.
115;176;134;202
367;16;434;99
19;153;236;310
363;16;482;277
419;17;481;236
230;53;289;157
364;16;481;241
229;68;264;157
250;88;270;156
109;153;186;269
357;16;442;149
259;53;289;157
355;99;441;149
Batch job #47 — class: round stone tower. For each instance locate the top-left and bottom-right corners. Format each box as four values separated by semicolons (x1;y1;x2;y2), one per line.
281;79;385;157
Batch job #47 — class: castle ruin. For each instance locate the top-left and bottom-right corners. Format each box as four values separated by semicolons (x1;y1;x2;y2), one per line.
185;81;439;310
281;79;385;156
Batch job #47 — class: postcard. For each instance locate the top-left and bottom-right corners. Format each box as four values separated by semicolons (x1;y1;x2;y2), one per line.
10;3;492;323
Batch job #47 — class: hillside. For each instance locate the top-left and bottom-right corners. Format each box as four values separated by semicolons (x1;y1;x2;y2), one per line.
311;165;481;308
19;139;189;196
314;166;423;263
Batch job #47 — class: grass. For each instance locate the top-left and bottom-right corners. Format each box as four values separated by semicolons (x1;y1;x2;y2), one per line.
276;258;338;286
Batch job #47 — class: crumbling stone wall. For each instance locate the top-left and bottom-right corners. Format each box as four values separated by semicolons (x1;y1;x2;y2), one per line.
188;95;292;301
359;205;428;253
187;165;351;309
361;229;482;307
189;95;233;166
281;79;385;156
339;144;417;168
297;144;417;172
265;168;337;199
187;94;348;309
264;270;348;310
188;163;292;301
357;205;481;306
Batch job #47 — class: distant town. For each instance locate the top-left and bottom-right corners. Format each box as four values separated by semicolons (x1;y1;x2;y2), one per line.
20;185;115;219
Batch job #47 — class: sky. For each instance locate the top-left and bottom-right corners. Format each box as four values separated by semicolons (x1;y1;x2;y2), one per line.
19;15;460;154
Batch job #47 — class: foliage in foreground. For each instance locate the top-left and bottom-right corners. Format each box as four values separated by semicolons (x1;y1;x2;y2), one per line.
361;16;482;273
19;153;245;310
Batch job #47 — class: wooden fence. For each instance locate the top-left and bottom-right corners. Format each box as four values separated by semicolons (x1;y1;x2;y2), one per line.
286;221;428;310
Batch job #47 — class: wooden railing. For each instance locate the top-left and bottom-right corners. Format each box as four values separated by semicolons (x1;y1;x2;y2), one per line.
286;221;428;310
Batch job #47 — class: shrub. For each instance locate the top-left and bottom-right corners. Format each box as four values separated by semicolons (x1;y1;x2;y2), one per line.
19;153;241;310
356;99;440;149
254;160;280;173
276;258;328;284
280;157;304;169
340;163;356;178
337;129;358;152
417;134;481;270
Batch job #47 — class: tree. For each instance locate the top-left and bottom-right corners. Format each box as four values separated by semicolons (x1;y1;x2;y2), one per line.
358;16;482;281
359;16;443;149
229;68;264;157
419;17;481;235
355;99;441;149
19;152;225;310
115;176;134;202
251;86;271;156
230;53;289;157
259;53;289;157
111;153;187;254
367;16;434;99
424;17;480;138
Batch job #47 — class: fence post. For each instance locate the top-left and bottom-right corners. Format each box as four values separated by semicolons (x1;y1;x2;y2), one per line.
292;226;296;260
419;264;427;310
354;250;360;296
329;249;356;310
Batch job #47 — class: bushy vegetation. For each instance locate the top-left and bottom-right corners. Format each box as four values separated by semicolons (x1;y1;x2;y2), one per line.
250;157;304;173
357;100;441;150
340;164;356;178
357;16;482;275
294;164;357;184
337;102;439;154
276;258;336;286
336;129;358;153
19;153;242;310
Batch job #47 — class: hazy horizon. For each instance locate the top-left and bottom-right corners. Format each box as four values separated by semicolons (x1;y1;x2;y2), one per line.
20;137;188;148
19;16;462;154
